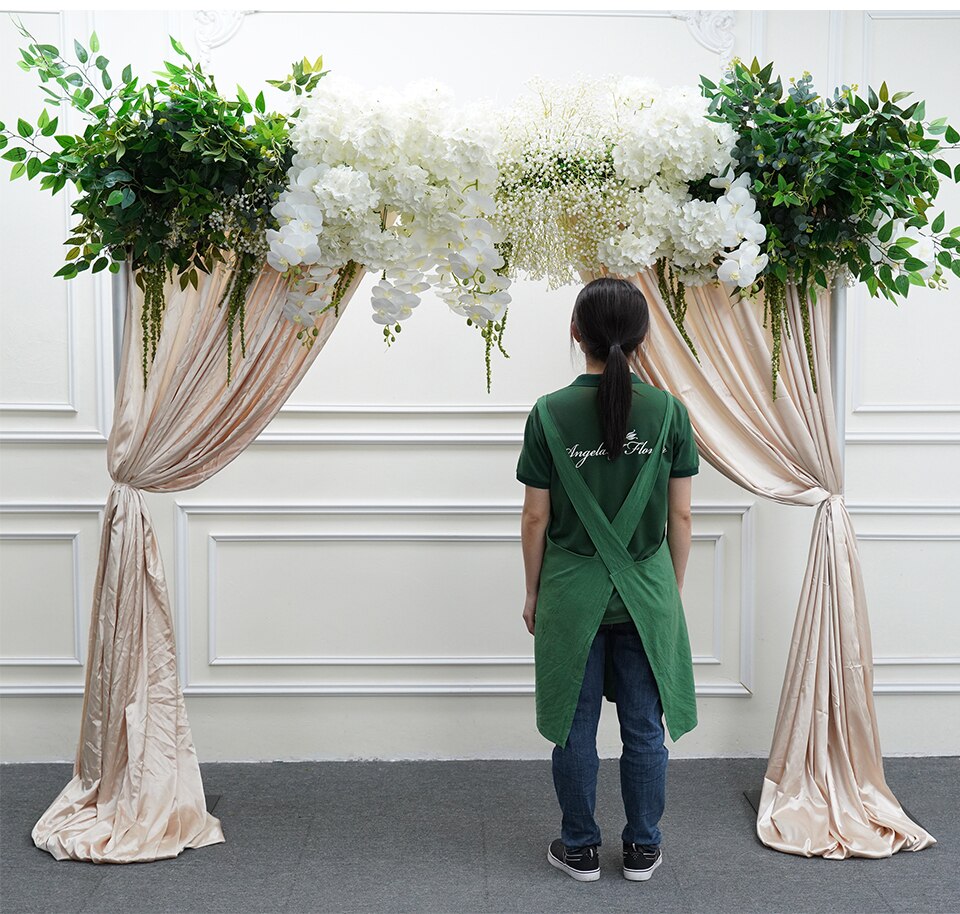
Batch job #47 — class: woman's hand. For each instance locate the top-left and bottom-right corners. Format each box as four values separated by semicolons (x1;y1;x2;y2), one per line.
523;592;537;635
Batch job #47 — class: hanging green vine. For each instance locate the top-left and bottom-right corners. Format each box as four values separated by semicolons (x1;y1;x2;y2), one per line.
762;273;787;397
330;260;360;317
136;262;168;387
654;258;699;361
218;255;261;383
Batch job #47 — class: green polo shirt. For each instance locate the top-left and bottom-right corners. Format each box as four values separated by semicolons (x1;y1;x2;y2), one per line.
517;374;699;624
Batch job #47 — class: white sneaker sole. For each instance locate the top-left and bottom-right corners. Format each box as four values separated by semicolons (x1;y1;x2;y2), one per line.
623;851;662;881
547;847;601;882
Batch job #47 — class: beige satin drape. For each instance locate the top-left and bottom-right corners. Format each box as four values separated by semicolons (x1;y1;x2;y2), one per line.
32;260;363;862
583;267;935;859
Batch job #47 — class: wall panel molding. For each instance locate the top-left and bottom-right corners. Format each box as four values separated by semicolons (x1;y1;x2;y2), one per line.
848;503;960;693
175;501;755;697
0;502;103;684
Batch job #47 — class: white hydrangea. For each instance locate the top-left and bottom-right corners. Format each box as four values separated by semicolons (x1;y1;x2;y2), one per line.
269;77;511;333
495;75;767;289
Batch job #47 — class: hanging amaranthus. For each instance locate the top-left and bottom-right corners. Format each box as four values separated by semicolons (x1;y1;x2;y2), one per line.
655;258;699;361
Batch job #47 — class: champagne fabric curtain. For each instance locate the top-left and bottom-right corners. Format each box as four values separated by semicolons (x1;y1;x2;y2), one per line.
582;267;935;859
32;261;363;862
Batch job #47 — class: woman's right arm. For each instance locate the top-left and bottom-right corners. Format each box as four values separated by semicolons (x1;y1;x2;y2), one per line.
520;485;551;635
667;476;692;596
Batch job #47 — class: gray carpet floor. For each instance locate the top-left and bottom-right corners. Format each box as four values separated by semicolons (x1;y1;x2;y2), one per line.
2;757;957;914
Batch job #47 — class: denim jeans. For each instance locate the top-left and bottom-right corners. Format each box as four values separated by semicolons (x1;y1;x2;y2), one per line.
551;621;668;849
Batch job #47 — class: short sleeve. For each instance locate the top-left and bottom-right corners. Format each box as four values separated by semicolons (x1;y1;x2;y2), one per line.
516;403;552;489
669;397;699;478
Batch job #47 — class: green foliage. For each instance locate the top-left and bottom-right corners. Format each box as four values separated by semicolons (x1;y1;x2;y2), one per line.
700;58;960;394
2;17;328;384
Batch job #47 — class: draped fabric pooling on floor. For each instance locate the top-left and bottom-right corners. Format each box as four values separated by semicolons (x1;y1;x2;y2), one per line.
31;260;364;863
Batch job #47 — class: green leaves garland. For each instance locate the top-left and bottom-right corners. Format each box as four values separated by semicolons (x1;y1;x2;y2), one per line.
699;58;960;396
0;17;326;385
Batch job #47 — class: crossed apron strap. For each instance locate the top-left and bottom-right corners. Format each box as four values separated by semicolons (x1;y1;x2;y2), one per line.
536;391;674;577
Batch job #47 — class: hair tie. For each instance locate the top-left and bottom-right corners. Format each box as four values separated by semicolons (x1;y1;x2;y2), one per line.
609;342;621;352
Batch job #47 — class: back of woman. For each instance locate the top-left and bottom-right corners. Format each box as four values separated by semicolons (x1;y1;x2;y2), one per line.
517;372;698;605
517;276;699;885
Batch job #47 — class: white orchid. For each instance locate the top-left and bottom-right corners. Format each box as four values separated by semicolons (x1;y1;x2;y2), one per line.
709;167;750;193
717;242;769;287
270;76;511;333
282;291;317;326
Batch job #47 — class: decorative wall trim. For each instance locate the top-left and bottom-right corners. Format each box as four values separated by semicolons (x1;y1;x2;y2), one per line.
261;407;960;447
279;404;531;415
671;11;736;65
0;532;82;666
194;10;254;68
827;11;845;91
845;432;960;445
0;502;103;681
749;11;766;60
845;503;960;514
848;503;960;693
256;429;524;445
205;529;724;667
175;501;755;697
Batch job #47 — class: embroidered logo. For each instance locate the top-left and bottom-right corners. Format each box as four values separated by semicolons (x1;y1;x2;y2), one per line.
566;432;667;469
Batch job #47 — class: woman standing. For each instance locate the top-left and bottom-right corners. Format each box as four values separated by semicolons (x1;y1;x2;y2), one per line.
517;276;699;883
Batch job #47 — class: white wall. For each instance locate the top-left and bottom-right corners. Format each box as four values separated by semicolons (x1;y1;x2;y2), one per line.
1;10;958;762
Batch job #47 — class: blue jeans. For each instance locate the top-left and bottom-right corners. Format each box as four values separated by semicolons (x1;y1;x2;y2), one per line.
551;621;668;849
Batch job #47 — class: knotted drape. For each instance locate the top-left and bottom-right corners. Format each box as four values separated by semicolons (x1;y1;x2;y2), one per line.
582;267;935;859
32;260;363;862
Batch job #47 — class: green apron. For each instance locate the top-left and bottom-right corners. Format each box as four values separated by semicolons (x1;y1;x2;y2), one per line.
533;392;698;748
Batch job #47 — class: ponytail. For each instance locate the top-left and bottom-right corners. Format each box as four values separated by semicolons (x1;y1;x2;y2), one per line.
571;277;650;463
598;343;631;462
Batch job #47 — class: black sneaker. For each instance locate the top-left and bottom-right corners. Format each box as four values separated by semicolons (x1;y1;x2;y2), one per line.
547;838;600;882
623;842;661;881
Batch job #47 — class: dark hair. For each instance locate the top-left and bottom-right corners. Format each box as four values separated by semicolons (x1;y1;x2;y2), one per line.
571;277;650;462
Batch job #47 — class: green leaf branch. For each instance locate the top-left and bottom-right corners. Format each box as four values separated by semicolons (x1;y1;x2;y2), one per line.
2;15;329;385
699;57;960;394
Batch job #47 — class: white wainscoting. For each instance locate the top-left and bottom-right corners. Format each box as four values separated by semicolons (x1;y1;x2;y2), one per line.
0;504;102;691
172;502;754;698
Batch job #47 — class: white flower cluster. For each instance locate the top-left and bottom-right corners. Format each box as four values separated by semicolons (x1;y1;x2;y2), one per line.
495;76;767;289
268;79;511;333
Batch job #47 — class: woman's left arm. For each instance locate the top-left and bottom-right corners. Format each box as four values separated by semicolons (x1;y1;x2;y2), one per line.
521;485;551;635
